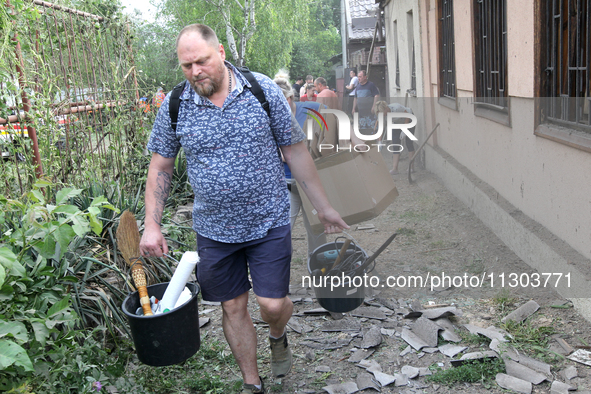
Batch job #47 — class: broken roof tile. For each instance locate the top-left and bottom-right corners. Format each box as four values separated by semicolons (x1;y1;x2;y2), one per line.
495;373;532;394
348;348;375;363
401;328;429;351
351;307;387;320
438;344;468;358
501;300;540;324
411;316;442;347
504;359;547;385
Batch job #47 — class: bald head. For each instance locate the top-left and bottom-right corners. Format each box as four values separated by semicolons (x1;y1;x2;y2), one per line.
176;24;219;50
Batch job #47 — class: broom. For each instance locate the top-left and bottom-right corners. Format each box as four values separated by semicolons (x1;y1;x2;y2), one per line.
117;210;153;316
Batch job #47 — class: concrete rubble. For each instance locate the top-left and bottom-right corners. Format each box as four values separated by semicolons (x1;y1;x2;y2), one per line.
202;291;591;393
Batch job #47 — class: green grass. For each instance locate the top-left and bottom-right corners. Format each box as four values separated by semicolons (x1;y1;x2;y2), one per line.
492;289;518;314
397;227;416;236
134;340;241;394
459;331;492;346
500;319;557;362
426;358;505;386
400;210;429;221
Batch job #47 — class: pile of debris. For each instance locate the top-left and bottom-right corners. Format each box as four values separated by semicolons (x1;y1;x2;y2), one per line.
275;288;591;394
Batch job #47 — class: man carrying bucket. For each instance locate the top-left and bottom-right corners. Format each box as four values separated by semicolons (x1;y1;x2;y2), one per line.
139;24;348;394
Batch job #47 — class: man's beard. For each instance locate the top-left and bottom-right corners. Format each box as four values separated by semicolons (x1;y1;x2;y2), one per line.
190;62;226;97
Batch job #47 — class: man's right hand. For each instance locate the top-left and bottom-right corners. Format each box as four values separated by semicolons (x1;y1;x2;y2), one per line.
140;226;169;258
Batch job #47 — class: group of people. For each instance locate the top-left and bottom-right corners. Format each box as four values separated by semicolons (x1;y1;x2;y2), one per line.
291;75;339;110
138;22;415;394
291;69;416;174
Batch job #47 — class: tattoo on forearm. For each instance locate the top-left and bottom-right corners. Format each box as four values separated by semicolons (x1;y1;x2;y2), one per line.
302;181;309;190
153;171;171;225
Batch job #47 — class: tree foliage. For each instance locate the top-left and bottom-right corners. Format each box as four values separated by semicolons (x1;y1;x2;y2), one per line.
134;0;341;90
289;0;342;82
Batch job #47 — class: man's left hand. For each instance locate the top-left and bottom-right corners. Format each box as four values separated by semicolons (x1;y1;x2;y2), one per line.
318;207;349;234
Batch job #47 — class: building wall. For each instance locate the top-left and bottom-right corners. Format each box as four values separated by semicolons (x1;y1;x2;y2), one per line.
413;0;591;260
383;0;424;99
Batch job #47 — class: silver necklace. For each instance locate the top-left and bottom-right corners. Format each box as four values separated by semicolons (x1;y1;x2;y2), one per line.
228;67;232;94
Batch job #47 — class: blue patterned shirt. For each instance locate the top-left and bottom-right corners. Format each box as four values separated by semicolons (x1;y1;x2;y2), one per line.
147;63;306;243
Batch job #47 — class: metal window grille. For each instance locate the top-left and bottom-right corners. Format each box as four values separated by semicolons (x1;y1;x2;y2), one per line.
545;0;591;131
474;0;508;109
439;0;456;98
393;20;400;87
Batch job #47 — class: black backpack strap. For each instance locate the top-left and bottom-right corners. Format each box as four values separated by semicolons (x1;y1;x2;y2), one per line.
169;81;186;132
235;66;271;118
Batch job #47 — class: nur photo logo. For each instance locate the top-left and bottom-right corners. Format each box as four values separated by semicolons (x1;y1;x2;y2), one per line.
303;108;418;153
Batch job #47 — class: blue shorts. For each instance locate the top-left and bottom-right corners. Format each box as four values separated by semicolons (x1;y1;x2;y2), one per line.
196;224;292;302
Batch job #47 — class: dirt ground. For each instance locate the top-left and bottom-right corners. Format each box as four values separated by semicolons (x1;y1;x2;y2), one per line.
198;153;591;394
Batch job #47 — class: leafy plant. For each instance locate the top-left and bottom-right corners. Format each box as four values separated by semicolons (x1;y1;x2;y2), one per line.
0;181;131;391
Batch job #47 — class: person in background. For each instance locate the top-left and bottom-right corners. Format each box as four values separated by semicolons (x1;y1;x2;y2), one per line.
274;72;328;258
152;87;166;108
345;69;358;116
374;101;416;175
314;77;339;110
140;24;348;394
139;97;150;113
300;83;317;102
292;77;303;101
299;75;314;98
352;70;380;135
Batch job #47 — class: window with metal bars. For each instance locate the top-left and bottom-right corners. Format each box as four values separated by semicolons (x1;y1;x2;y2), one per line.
393;20;400;88
543;0;590;132
473;0;508;110
438;0;456;98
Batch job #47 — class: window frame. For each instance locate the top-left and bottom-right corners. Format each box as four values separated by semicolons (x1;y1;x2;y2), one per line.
472;0;510;123
437;0;457;108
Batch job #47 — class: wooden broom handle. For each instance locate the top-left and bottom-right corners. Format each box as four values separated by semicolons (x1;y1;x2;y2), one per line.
331;239;353;270
138;286;153;316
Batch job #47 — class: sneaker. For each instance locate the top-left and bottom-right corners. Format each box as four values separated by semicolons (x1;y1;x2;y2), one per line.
240;377;265;394
269;332;292;378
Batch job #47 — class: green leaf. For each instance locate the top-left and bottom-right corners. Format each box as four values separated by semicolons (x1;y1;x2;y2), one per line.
33;179;52;188
0;340;34;371
56;188;83;205
90;195;108;206
0;284;14;301
54;224;76;256
0;265;4;288
35;236;56;259
0;247;17;269
47;296;71;317
31;320;50;346
0;321;28;344
71;215;90;237
89;213;103;236
52;205;80;215
28;189;45;204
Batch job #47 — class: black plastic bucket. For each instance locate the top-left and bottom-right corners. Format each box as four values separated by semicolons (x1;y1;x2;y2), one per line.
307;242;368;313
122;282;201;366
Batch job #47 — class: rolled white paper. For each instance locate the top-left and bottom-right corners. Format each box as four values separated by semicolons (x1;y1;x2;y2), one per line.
161;251;199;311
174;287;192;309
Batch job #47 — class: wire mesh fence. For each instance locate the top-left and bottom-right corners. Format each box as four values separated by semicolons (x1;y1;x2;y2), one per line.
0;0;151;197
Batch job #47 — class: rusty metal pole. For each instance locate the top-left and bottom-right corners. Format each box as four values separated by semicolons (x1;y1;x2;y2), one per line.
8;0;44;179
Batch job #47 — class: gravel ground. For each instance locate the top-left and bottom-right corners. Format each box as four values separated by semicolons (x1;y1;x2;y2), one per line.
197;155;591;394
